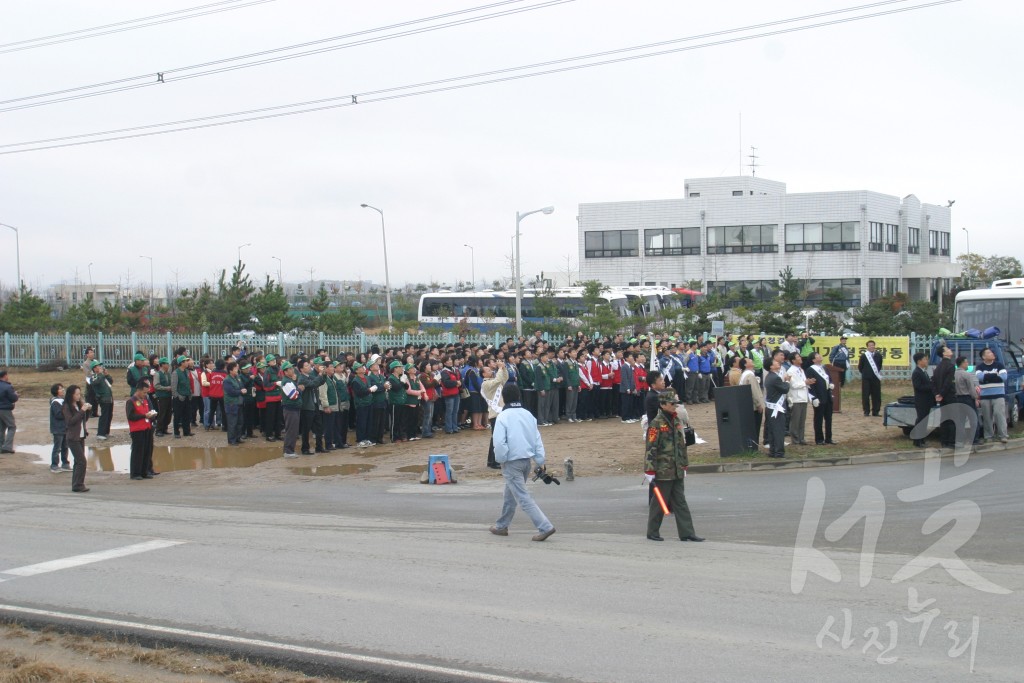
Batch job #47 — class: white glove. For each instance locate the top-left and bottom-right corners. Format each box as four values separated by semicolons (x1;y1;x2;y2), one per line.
369;385;378;393
811;398;820;408
643;473;655;485
828;383;834;390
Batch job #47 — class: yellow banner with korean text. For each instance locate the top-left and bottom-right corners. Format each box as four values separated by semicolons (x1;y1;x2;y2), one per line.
759;335;910;367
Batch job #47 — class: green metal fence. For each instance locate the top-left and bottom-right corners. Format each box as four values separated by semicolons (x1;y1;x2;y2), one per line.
1;331;510;369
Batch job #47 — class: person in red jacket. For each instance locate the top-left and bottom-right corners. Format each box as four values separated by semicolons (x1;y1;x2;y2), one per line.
126;379;156;480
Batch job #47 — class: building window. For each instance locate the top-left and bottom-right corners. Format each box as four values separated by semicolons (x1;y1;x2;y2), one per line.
869;222;884;252
908;227;920;254
707;225;777;254
869;277;901;301
732;190;743;197
784;222;859;251
645;227;700;256
939;231;950;257
929;230;938;256
799;278;862;308
688;192;700;198
706;280;779;307
885;224;899;252
584;230;639;258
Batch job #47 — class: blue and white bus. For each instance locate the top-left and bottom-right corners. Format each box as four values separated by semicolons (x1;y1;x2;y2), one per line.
955;278;1024;345
417;289;633;329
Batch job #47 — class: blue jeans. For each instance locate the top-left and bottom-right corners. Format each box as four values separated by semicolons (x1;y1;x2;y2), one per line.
494;458;553;533
421;400;435;437
444;396;460;433
50;434;68;467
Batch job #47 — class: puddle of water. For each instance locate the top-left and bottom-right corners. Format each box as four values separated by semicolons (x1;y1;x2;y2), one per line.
20;443;281;473
396;464;464;473
289;464;376;476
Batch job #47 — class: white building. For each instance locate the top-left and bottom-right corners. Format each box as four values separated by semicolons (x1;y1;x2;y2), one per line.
577;176;961;307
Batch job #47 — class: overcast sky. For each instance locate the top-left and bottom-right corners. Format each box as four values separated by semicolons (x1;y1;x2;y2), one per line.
1;0;1019;293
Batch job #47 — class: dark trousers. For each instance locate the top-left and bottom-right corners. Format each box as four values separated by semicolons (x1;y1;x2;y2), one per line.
312;411;324;450
862;376;881;416
578;388;591;420
522;390;538;418
226;404;243;445
300;409;316;452
753;410;763;446
355;405;371;443
97;401;113;436
243;401;258;436
262;401;282;439
620;393;634;420
155;396;172;434
190;396;202;425
371;404;387;444
487;416;497;466
283;408;300;453
173;397;192;436
647;479;696;539
767;412;787;457
955;395;980;446
335;408;349;446
322;412;335;449
207;397;224;428
69;439;87;490
129;429;153;478
599;389;613;417
813;404;833;444
937;398;956;447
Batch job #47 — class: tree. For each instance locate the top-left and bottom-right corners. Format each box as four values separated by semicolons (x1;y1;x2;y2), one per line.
986;255;1022;282
209;263;256;331
61;300;99;333
578;280;618;336
778;266;800;302
175;283;214;331
309;283;330;315
315;306;367;334
0;287;53;332
250;278;290;333
957;253;1023;287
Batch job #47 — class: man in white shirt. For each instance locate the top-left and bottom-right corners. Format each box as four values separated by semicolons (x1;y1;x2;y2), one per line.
784;351;811;445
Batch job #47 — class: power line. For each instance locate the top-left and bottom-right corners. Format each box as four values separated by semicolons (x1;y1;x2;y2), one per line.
0;0;963;156
0;0;279;54
0;0;566;113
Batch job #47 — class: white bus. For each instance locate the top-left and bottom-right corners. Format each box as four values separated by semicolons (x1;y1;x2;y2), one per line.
954;278;1024;344
418;289;631;329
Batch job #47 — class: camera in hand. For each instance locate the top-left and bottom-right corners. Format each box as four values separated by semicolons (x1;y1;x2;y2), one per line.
532;466;560;485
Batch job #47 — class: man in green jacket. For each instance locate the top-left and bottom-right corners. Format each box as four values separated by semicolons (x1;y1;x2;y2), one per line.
297;359;326;455
644;391;703;543
90;360;114;440
518;349;538;419
153;357;173;436
171;355;193;438
279;360;302;457
368;359;388;445
385;360;407;443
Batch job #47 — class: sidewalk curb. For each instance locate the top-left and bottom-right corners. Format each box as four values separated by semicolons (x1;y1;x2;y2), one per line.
686;440;1019;474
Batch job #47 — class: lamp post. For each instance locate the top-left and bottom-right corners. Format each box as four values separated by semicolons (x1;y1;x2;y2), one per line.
463;244;475;291
514;206;554;337
271;256;283;285
0;222;21;295
237;242;251;265
961;227;971;289
139;255;154;310
360;203;394;331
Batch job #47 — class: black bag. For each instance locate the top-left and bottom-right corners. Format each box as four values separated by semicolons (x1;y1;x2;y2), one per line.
684;426;696;446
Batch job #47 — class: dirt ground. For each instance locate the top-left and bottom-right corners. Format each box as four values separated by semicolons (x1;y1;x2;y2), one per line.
4;369;1012;490
0;623;358;683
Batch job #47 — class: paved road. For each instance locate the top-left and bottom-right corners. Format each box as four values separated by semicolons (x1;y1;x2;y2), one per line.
1;450;1022;682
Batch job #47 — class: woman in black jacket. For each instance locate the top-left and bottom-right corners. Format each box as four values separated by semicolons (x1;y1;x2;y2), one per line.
911;352;934;448
62;385;92;492
931;346;957;449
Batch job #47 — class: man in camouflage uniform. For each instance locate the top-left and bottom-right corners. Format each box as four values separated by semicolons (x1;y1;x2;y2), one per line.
644;390;704;543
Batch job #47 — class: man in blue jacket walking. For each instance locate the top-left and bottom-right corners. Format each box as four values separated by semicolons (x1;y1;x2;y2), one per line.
489;383;556;541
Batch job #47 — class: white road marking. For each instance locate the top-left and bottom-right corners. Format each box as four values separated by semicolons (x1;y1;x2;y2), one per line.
0;540;185;577
0;604;547;683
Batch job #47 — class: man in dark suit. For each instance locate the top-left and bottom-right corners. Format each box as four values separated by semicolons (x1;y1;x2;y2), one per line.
858;340;884;417
931;345;957;449
807;352;836;445
911;351;934;447
763;356;790;458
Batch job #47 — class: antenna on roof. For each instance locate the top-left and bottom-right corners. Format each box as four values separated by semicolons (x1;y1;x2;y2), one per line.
747;146;760;177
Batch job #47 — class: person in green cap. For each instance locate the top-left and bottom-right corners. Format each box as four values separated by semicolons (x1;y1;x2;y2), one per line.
368;359;388;445
90;360;114;439
278;360;301;457
385;360;407;442
332;360;350;448
644;390;703;543
349;361;373;447
318;360;339;450
240;362;256;439
152;357;172;436
297;358;326;455
126;352;149;396
222;360;247;446
171;356;193;438
261;354;283;442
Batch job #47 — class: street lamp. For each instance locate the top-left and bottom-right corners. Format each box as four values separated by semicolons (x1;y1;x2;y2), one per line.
0;222;21;295
271;256;283;285
237;242;251;264
138;255;154;310
515;206;554;337
360;203;394;331
463;244;475;291
961;227;971;289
